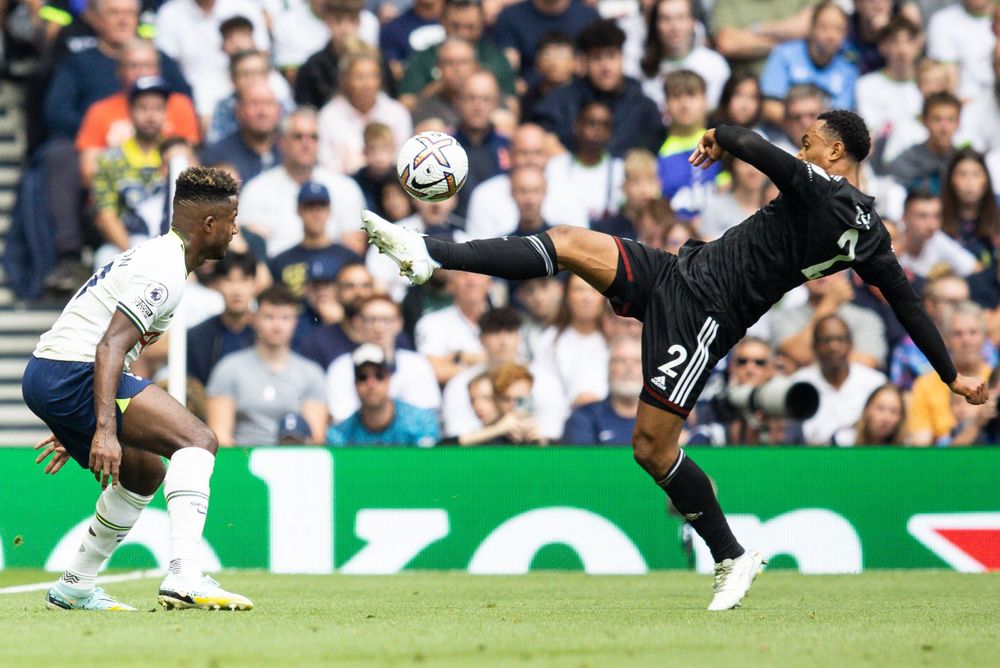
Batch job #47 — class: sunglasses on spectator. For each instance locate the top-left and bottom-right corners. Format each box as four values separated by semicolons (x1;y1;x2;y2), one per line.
734;357;768;367
290;132;319;141
355;369;388;382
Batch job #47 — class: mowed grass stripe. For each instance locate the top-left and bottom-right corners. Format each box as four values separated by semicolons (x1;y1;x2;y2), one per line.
0;571;996;668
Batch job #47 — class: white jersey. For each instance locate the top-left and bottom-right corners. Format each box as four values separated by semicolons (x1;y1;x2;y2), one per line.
34;231;188;369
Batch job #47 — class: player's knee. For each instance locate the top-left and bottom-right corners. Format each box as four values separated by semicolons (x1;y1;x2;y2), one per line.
631;427;679;478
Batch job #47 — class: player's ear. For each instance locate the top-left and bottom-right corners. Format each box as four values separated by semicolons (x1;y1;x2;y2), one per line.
829;139;846;163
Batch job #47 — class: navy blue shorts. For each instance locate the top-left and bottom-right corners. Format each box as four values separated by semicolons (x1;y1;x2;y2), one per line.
22;356;153;468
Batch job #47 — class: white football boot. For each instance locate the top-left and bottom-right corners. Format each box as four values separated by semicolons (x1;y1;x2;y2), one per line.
707;549;766;611
360;209;439;285
158;573;253;611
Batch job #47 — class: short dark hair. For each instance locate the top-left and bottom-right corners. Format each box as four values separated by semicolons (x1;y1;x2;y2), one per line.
219;15;254;38
212;251;258;280
813;313;852;347
922;91;961;118
904;189;939;211
664;69;706;97
576;19;625;54
878;15;921;42
479;307;524;334
173;166;240;206
817;109;870;163
229;49;265;76
537;31;574;53
257;284;300;308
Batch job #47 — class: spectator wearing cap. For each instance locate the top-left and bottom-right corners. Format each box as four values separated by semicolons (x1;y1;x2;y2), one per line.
759;1;859;126
155;0;270;118
399;0;517;111
76;38;200;188
270;182;363;298
492;0;600;86
317;44;413;175
561;335;641;445
295;0;395;110
326;295;440;423
277;412;315;444
90;75;169;267
326;344;440;446
238;107;368;257
198;78;282;183
298;262;419;366
207;284;329;445
292;255;346;349
187;252;259;385
531;19;663;158
379;0;446;83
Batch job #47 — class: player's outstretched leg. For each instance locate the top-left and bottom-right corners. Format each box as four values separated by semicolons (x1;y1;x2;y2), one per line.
633;403;765;610
361;210;620;290
120;384;252;611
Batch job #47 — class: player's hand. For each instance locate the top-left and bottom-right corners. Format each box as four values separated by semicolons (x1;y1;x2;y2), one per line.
689;129;725;169
89;430;122;489
949;375;989;405
34;434;70;475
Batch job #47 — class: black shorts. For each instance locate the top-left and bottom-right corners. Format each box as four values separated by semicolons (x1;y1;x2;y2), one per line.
603;237;742;418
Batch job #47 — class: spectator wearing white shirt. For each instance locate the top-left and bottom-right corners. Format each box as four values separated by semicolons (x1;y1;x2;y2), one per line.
317;44;412;175
926;0;996;104
855;16;923;143
897;190;979;278
958;41;1000;155
544;101;625;225
155;0;270;118
465;123;587;239
639;0;730;112
326;294;441;422
535;274;610;408
239;107;367;257
441;307;567;440
415;270;491;385
791;314;888;445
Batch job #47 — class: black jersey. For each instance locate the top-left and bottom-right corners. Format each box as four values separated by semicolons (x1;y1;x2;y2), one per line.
677;125;957;384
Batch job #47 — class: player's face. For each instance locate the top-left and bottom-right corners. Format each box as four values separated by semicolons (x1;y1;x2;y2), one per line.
797;122;838;169
210;198;240;259
255;302;298;348
656;0;695;54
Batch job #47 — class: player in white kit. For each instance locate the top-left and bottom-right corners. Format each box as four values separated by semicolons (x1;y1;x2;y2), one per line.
24;167;253;611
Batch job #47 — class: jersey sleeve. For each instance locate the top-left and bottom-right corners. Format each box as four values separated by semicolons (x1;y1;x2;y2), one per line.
115;254;185;336
714;125;827;203
854;245;958;384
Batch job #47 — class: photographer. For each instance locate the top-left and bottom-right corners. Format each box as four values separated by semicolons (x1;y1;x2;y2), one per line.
688;337;807;446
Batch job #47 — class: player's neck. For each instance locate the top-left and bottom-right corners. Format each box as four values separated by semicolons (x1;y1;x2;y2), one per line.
829;163;861;189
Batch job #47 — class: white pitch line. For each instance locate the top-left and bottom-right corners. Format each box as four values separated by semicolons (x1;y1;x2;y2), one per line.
0;569;163;594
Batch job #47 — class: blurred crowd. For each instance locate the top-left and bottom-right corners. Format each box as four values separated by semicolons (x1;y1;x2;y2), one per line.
3;0;1000;446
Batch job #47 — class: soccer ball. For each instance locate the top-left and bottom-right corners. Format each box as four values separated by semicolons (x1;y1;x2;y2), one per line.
396;131;469;202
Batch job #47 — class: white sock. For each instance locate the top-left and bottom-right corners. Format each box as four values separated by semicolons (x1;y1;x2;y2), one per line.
59;484;152;593
163;447;215;579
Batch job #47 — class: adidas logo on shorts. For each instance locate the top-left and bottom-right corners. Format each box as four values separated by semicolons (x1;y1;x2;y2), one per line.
651;376;667;390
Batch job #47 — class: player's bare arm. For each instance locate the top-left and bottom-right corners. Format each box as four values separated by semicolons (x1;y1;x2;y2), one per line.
91;310;143;489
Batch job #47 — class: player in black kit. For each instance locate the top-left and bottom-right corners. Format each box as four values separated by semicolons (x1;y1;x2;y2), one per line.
361;110;988;610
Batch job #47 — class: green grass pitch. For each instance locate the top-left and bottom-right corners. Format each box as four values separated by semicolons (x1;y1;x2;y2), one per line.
0;570;998;667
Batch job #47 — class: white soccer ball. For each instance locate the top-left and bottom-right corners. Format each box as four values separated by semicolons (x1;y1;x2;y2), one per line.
396;131;469;202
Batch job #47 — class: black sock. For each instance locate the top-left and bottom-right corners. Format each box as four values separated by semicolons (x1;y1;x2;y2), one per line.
425;233;557;280
657;451;744;563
